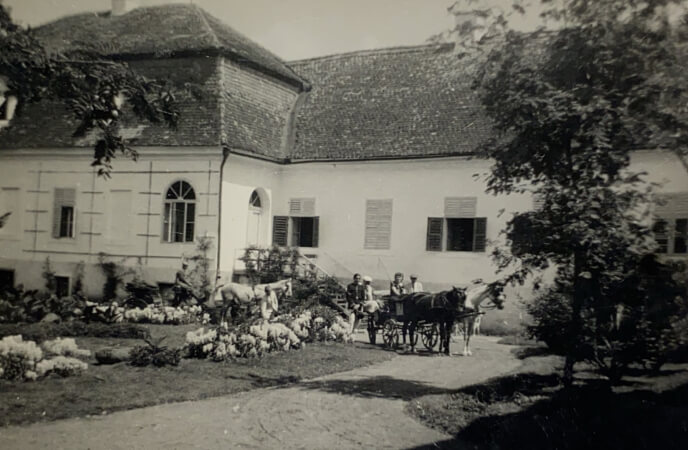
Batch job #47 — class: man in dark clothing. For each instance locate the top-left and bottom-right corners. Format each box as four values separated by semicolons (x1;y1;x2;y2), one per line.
346;273;366;333
346;273;365;309
173;260;194;306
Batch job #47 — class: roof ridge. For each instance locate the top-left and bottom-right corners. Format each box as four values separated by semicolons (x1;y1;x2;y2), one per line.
192;4;222;49
288;42;455;65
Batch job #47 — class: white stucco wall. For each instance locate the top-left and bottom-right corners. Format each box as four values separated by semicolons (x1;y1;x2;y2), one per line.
220;150;687;290
0;147;222;297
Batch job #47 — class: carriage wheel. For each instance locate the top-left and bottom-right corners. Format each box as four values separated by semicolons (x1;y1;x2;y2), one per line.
422;324;439;350
367;320;377;345
382;321;399;350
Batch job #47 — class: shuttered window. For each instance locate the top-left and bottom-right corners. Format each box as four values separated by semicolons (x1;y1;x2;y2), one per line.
272;216;289;246
473;217;487;252
426;218;443;251
289;198;316;217
653;193;688;254
365;199;393;250
291;217;319;248
428;217;487;252
53;188;76;238
444;197;477;218
533;194;545;211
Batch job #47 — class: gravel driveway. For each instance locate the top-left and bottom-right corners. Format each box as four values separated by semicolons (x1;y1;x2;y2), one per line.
0;336;522;449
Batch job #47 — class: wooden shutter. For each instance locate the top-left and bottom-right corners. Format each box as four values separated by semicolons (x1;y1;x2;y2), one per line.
291;217;300;247
444;197;477;218
289;198;316;217
52;188;75;238
533;194;545;211
365;199;393;250
473;217;487;252
272;216;289;246
312;217;319;248
426;218;443;251
655;193;688;218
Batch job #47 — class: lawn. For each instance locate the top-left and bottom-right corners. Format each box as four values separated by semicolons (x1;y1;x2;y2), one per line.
0;324;395;427
407;346;688;450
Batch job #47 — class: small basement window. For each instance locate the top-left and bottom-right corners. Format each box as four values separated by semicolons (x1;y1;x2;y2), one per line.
55;276;70;298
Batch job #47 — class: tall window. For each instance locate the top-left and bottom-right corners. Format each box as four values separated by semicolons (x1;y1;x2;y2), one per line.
653;218;687;255
653;193;688;255
273;198;319;248
163;181;195;243
52;188;76;239
426;197;486;252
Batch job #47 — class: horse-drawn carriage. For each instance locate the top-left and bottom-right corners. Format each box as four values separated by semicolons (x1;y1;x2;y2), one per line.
366;294;484;351
362;281;505;355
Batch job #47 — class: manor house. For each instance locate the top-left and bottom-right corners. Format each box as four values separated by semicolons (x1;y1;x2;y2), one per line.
0;2;686;301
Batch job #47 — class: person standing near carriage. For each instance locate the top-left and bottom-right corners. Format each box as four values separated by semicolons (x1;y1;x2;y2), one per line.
346;273;366;333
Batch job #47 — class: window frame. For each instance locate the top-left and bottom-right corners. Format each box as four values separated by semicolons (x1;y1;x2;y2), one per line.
426;217;487;253
52;188;76;240
163;180;196;244
54;275;70;298
653;217;688;255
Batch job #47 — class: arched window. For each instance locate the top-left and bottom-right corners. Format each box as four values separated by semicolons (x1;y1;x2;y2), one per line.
249;190;262;209
163;181;196;243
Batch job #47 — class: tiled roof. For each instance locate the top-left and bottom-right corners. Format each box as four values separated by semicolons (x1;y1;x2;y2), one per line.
288;44;494;161
34;4;306;88
0;57;222;149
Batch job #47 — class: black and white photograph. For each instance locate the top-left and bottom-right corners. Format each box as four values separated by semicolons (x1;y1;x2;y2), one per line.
0;0;687;448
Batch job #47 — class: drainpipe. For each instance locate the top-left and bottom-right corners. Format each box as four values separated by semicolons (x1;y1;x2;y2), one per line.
214;147;230;281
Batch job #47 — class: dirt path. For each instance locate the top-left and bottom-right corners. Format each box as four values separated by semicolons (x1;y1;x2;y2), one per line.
0;336;522;449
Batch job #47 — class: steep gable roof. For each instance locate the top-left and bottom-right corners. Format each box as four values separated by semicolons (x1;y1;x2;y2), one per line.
288;44;494;161
35;4;306;88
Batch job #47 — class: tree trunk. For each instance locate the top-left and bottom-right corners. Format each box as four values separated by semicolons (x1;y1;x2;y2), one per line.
564;252;585;388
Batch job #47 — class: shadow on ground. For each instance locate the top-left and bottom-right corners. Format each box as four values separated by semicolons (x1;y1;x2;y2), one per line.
403;371;688;450
298;376;454;401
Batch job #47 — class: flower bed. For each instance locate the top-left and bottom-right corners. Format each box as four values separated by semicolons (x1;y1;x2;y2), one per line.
187;309;353;361
85;302;206;325
0;335;89;381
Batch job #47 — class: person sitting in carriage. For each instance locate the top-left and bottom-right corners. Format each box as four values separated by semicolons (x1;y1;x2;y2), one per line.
390;272;406;297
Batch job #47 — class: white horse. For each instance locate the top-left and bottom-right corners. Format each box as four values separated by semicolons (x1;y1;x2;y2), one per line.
460;281;506;356
209;278;293;320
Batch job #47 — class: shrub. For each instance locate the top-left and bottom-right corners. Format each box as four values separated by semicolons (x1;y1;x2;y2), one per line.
528;255;688;382
129;336;181;367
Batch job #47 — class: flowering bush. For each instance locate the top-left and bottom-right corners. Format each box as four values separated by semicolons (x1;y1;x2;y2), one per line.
0;335;89;381
185;307;352;362
0;335;43;381
41;337;91;359
35;356;88;377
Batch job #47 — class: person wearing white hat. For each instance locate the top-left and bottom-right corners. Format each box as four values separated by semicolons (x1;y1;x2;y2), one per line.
408;274;424;294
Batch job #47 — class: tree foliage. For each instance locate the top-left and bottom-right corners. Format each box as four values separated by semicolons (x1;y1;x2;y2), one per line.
0;4;178;176
470;0;688;384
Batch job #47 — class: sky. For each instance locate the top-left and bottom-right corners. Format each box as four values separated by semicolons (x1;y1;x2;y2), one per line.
2;0;546;60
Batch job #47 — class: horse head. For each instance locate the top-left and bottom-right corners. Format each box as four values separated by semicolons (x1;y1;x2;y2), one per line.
486;281;506;309
449;286;468;310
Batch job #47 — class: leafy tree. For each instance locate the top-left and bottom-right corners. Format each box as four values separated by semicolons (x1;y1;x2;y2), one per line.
0;4;178;177
468;0;688;385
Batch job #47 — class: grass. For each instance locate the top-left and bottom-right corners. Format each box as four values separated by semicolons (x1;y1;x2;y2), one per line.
0;324;395;427
407;349;688;450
